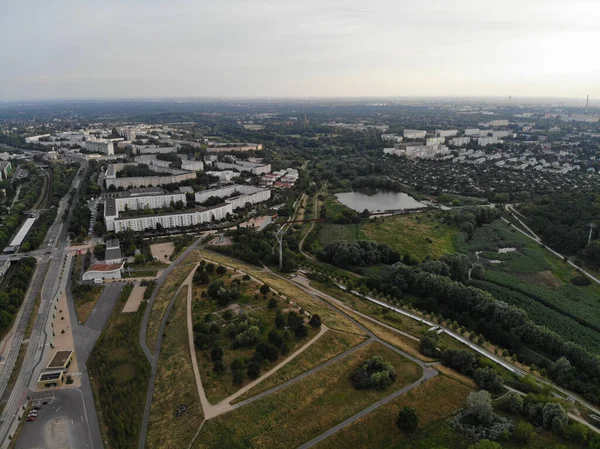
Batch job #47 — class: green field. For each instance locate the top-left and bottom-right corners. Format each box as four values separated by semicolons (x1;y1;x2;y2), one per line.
361;213;456;261
318;196;457;261
194;341;422;449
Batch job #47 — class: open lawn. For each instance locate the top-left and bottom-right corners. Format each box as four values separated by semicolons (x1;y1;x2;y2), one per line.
361;212;456;261
146;263;196;351
233;330;368;403
195;341;422;449
147;286;203;449
315;375;470;449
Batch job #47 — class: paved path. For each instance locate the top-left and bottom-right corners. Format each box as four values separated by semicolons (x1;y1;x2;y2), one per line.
298;370;438;448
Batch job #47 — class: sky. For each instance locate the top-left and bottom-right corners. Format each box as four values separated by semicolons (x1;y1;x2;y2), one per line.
1;0;599;101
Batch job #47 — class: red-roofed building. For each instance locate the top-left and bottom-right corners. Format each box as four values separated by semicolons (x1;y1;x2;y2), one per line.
82;262;124;282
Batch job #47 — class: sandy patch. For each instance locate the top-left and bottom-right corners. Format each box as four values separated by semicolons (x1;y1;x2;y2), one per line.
150;242;175;262
207;235;231;246
516;270;562;288
45;417;70;449
239;215;272;231
122;285;146;313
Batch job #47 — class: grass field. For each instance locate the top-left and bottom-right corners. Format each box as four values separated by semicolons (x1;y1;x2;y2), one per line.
361;213;456;261
314;375;470;449
195;341;422;449
146;263;196;351
88;284;150;449
147;286;203;449
233;329;368;403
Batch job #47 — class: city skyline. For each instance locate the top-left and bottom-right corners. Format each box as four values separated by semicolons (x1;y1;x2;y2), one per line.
1;0;599;101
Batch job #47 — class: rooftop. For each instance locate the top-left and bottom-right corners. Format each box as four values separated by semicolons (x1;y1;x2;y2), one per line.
87;263;123;272
104;247;122;262
47;350;73;369
105;238;120;249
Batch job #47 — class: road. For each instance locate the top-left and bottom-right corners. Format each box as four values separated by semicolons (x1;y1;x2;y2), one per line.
0;157;88;447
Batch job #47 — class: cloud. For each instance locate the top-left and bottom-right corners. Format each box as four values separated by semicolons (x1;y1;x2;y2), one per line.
1;0;599;99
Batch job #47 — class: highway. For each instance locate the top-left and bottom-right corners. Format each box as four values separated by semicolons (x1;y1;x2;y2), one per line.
0;157;88;446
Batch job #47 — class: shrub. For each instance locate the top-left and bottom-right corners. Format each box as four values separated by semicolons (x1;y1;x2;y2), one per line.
396;407;419;433
473;367;504;393
350;356;397;391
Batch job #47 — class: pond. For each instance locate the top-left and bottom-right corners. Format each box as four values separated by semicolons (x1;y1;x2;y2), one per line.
335;190;425;213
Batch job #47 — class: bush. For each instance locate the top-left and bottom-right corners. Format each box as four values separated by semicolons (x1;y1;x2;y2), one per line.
308;314;321;328
473;367;504;393
420;331;438;357
513;420;533;443
350;356;397;391
396;407;419;433
571;275;591;286
247;361;261;379
210;346;223;362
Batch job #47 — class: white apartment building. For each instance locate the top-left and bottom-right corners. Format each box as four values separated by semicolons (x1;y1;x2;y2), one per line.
135;145;178;155
106;172;196;189
477;137;503;146
181;160;204;171
195;185;271;210
24;134;51;143
449;137;471;146
403;129;427;139
435;130;458;138
85;139;114;155
115;193;186;212
134;155;171;168
213;160;271;175
426;137;446;146
113;203;233;233
384;144;449;159
492;131;510;139
489;119;509;127
464;128;480;136
381;134;403;143
117;127;137;141
206;170;234;181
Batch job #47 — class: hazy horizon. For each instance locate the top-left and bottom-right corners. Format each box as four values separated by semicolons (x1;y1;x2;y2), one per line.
2;0;599;101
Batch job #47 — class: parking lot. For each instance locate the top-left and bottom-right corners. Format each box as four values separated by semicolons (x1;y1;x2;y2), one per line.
16;387;93;449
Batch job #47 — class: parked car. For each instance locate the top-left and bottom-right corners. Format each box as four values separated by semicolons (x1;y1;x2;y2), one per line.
26;416;35;421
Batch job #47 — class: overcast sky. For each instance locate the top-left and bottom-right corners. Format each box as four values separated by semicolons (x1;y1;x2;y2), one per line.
1;0;599;101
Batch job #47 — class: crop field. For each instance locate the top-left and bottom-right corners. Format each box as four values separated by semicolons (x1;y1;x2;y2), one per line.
234;329;368;402
314;375;470;449
147;286;203;449
360;212;456;261
194;342;422;449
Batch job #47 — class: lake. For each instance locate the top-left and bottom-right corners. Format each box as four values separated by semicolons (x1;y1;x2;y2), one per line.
335;191;425;213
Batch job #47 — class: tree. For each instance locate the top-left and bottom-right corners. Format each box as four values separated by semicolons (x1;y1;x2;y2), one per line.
287;311;304;330
563;422;588;444
498;392;523;415
232;369;245;384
471;263;485;280
275;311;285;329
216;265;227;275
465;391;494;425
308;314;322;328
396;407;419;433
193;269;210;285
542;402;568;433
420;332;438;357
93;244;106;260
242;274;251;282
247;361;261;379
259;283;270;296
213;360;225;373
473;367;504;393
513;420;533;443
267;298;278;310
205;263;215;274
210;346;223;362
294;324;308;339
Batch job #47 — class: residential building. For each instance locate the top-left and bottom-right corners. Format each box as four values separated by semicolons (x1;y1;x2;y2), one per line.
213;160;271;175
24;134;50;143
403;129;427;139
115;192;186;212
85;139;114;155
0;161;12;180
435;130;458;138
477;137;503;146
426;137;446;146
449;137;471;147
206;170;234;181
464;128;480;136
195;185;271;209
112;203;233;233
